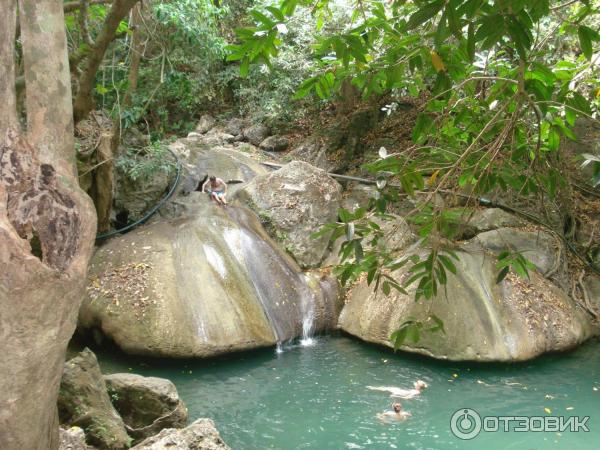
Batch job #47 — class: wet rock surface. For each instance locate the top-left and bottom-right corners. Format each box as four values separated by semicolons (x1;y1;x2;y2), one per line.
104;373;188;443
58;349;130;450
131;418;231;450
80;199;340;358
236;160;343;268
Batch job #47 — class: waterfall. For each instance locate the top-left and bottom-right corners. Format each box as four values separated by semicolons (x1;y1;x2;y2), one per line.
299;274;317;347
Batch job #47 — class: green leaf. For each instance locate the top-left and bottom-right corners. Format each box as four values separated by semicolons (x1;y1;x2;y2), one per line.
265;6;285;21
250;10;276;28
382;281;391;295
412;113;434;144
438;254;457;274
406;0;445;30
466;22;476;60
578;25;595;60
390;327;408;349
496;266;510;283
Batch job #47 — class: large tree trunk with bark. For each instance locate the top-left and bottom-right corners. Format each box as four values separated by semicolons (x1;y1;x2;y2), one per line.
0;1;97;450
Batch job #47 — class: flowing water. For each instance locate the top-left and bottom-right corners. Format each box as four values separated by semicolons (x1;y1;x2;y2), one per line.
96;336;600;450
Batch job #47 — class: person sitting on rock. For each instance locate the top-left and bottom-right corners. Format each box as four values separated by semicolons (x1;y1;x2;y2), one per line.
367;380;428;399
202;175;228;206
377;402;411;422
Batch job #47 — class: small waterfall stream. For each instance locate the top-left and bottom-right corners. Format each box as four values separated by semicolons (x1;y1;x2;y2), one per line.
222;205;335;348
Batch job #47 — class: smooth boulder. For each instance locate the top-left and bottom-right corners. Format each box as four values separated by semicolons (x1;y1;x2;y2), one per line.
243;124;270;146
259;135;289;152
339;246;595;362
80;198;341;358
58;349;130;450
236;160;343;268
195;115;216;134
170;140;268;197
104;374;188;442
131;419;230;450
473;227;560;276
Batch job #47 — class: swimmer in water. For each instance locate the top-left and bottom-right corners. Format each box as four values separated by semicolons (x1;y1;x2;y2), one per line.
377;402;411;422
367;380;428;399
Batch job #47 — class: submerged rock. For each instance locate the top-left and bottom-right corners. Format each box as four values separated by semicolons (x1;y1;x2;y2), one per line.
58;349;130;450
339;246;595;362
104;374;188;443
80;199;341;358
131;418;230;450
236;160;343;268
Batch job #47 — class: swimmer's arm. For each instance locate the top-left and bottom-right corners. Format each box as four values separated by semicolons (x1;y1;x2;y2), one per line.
201;179;210;192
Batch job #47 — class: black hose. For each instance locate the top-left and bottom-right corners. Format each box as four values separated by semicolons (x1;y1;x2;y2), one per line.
95;148;182;241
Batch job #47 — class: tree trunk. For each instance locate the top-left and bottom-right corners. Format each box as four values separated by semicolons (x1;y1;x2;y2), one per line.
0;1;97;449
123;2;143;108
0;0;18;131
72;0;140;124
92;133;115;233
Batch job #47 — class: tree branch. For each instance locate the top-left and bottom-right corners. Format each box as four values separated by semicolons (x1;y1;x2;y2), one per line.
63;0;112;13
72;0;140;124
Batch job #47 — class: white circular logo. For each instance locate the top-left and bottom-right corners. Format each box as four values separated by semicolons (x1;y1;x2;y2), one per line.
450;408;482;440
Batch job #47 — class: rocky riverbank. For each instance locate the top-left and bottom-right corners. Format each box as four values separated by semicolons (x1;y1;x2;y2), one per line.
58;348;230;450
81;116;599;366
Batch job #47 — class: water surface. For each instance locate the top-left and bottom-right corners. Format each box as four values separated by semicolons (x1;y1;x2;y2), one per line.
96;336;600;450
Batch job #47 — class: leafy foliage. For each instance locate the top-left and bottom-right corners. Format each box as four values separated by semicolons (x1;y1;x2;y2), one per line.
116;141;175;181
230;0;599;347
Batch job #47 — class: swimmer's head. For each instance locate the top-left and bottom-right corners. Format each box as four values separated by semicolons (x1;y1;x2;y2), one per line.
414;380;428;391
392;403;402;413
209;175;216;182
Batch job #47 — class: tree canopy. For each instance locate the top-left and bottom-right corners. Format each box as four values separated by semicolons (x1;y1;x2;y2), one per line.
228;0;600;345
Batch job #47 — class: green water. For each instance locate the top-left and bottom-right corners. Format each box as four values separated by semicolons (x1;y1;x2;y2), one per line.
96;336;600;450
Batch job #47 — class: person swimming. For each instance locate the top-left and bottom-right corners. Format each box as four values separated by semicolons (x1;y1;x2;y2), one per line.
367;380;428;399
376;402;411;422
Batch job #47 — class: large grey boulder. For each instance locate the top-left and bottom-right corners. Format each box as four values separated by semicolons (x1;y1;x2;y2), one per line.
58;349;130;450
582;275;600;315
236;161;343;268
195;115;216;134
169;139;268;197
339;247;595;362
225;118;247;137
243;124;270;146
80;198;341;358
259;135;289;152
473;228;560;276
104;374;188;443
450;208;526;239
131;419;230;450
